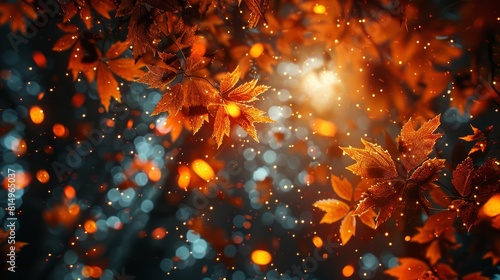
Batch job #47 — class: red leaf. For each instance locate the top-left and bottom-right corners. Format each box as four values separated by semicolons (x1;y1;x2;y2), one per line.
452;157;474;197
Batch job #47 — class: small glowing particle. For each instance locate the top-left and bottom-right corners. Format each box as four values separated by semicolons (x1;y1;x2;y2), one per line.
312;236;323;248
36;169;50;183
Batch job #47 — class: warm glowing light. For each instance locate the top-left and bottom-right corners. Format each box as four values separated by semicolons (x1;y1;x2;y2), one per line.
310;118;337;137
84;220;98;233
53;123;68;137
3;172;31;189
482;194;500;217
191;159;215;181
36;169;50;183
82;266;94;278
91;266;102;278
313;4;326;14
68;203;80;216
81;266;102;278
12;139;27;155
32;51;47;68
342;265;355;277
148;167;161;182
152;227;168;239
251;250;272;265
30;106;44;124
72;93;86;107
64;186;76;199
191;40;207;56
178;165;191;189
227;102;241;118
301;69;340;112
249;43;264;58
312;236;323;248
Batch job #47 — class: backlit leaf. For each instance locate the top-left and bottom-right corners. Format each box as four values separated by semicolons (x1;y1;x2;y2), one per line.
341;139;398;179
213;106;230;148
397;115;442;171
358;209;377;229
452;157;474;197
96;62;120;111
340;212;356;245
331;175;353;202
151;84;185;116
314;199;350;224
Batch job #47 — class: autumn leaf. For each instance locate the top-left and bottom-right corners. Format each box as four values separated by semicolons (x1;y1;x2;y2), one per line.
212;105;230;148
124;2;161;59
460;125;493;155
341;139;398;179
385;258;429;280
0;0;37;33
340;211;356;245
331;175;353;201
435;263;458;280
397;115;442;171
59;0;117;30
411;211;457;265
241;0;269;28
344;116;444;227
96;62;121;111
137;64;178;89
314;175;376;244
53;24;101;82
314;199;350;224
451;157;474;197
152;84;185;116
450;157;500;230
483;250;500;266
211;66;273;147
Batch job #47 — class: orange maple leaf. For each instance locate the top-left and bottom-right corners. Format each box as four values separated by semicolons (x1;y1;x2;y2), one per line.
460;125;493;155
54;35;145;110
52;23;100;82
397;115;442;171
342;115;444;227
212;66;273;147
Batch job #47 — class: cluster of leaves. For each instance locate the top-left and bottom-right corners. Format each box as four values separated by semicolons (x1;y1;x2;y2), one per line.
315;116;500;278
28;0;273;147
3;0;497;134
